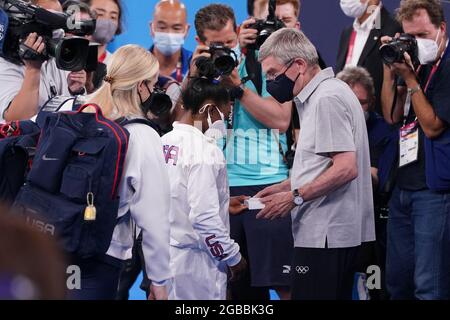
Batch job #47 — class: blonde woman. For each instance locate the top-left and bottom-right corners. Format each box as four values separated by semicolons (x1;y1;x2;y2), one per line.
70;45;171;300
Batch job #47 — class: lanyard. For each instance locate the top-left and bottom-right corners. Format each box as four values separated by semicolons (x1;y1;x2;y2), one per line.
175;53;183;82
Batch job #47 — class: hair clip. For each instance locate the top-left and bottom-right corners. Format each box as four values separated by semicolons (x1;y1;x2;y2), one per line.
104;76;114;84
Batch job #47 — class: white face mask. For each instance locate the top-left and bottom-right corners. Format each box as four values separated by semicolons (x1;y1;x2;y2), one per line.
340;0;369;18
153;32;185;56
199;104;227;140
231;43;241;64
417;29;442;65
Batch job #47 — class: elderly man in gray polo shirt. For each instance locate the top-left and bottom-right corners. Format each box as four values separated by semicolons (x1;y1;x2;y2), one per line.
254;28;375;300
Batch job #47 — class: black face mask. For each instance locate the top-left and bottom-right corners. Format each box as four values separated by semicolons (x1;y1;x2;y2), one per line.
266;61;301;103
139;82;172;117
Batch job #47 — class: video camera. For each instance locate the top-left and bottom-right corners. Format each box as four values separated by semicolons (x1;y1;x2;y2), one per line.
248;0;285;50
379;33;419;66
0;0;97;71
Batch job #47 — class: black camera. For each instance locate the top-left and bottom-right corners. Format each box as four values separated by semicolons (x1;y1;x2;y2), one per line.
208;42;238;76
379;33;419;65
193;43;238;78
248;0;285;50
0;0;97;71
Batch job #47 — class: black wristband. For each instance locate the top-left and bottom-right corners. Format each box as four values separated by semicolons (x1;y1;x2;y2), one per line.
229;85;245;100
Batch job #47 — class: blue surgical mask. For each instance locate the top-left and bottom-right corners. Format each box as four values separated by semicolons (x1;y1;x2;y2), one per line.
153;32;185;56
266;61;301;103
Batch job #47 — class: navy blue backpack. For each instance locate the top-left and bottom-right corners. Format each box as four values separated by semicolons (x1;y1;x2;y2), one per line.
13;104;131;258
0;120;40;205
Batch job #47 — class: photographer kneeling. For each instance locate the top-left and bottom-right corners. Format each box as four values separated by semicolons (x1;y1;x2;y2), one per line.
0;0;87;122
380;0;450;300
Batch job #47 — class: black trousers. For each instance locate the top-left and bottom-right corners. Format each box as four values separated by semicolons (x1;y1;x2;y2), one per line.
291;245;360;300
116;233;150;300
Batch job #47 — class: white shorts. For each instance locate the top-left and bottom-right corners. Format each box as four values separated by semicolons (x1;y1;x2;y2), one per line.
168;246;228;300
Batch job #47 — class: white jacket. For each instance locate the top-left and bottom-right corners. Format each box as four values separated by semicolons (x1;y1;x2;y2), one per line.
161;122;241;267
106;121;171;286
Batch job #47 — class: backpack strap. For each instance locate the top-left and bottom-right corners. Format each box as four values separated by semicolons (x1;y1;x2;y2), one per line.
117;118;162;136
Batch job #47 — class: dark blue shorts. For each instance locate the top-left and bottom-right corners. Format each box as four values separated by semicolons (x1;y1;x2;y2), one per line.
230;183;294;288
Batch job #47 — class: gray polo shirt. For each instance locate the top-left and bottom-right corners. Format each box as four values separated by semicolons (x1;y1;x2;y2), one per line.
291;67;375;249
0;57;70;122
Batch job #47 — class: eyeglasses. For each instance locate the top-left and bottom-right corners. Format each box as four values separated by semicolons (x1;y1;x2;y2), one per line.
266;60;295;81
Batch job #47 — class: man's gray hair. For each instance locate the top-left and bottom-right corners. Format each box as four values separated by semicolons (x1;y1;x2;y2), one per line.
258;28;319;66
336;66;375;99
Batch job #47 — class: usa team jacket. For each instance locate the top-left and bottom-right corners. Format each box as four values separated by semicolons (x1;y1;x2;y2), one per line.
161;122;241;267
107;121;171;286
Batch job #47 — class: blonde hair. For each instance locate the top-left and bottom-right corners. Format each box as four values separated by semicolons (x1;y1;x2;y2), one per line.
88;45;159;119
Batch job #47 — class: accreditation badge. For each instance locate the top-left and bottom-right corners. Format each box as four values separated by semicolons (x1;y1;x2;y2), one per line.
399;121;419;168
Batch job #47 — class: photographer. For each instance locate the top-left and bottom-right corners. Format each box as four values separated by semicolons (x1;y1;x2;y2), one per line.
0;0;87;122
62;0;106;94
191;4;293;300
380;0;450;300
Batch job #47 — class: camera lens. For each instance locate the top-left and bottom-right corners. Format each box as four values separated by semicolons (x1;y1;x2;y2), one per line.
380;44;401;65
214;55;235;75
47;37;89;71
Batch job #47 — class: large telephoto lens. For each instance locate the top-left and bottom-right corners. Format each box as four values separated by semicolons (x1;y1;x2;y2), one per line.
47;37;89;71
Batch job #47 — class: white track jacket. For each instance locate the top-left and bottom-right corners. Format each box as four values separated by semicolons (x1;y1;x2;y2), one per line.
107;121;171;286
161;122;241;267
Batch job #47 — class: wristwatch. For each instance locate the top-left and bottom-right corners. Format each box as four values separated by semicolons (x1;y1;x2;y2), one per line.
229;84;245;100
292;189;304;207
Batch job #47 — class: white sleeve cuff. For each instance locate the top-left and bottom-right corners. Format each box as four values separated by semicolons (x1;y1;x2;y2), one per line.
151;279;169;287
226;252;242;267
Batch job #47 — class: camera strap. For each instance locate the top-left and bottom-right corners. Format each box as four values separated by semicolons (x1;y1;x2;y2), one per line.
272;130;289;167
245;49;263;95
272;113;296;168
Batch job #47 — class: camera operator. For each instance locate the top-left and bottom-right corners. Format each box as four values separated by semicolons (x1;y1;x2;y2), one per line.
191;4;293;300
81;0;123;66
380;0;450;300
62;0;105;94
0;0;87;122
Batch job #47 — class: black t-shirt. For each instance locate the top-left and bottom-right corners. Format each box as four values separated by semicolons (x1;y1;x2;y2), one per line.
396;65;432;191
396;48;450;190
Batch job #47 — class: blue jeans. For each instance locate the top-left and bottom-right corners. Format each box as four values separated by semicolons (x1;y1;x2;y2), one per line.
386;186;450;300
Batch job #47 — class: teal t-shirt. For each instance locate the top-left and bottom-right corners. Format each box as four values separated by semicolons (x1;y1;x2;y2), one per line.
226;57;289;187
